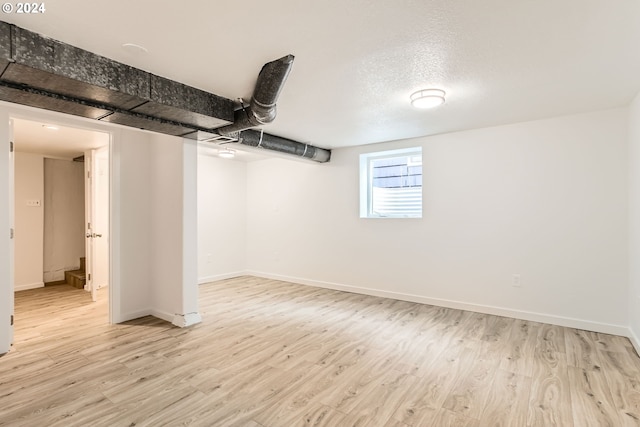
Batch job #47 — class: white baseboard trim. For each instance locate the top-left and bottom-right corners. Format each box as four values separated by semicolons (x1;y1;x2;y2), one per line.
172;312;202;328
14;282;44;292
115;308;201;327
116;309;152;323
115;308;175;325
247;270;629;337
629;327;640;356
150;309;175;324
198;271;248;285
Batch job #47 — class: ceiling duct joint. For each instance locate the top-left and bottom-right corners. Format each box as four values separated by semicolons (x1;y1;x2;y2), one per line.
217;54;294;137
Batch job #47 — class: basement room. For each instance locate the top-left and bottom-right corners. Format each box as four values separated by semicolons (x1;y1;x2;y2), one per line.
0;1;639;426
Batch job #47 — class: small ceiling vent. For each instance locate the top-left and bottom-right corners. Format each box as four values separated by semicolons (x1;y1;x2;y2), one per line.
199;134;239;144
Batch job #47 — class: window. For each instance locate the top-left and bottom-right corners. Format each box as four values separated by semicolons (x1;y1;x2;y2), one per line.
359;147;422;218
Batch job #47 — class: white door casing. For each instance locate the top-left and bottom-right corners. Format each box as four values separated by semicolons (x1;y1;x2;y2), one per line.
7;118;14;345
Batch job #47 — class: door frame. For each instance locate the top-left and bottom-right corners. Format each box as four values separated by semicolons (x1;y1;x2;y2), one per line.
3;101;120;329
7;117;14;346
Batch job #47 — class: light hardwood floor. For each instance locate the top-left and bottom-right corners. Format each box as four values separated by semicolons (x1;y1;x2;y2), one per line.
2;276;640;426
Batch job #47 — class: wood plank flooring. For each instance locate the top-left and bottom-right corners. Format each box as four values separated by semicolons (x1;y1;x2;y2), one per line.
1;276;640;426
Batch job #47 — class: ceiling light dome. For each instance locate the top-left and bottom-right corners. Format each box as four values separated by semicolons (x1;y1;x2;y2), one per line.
410;89;446;109
218;148;236;159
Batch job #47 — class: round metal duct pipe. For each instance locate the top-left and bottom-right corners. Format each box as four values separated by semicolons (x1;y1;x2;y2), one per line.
239;130;331;163
217;55;295;136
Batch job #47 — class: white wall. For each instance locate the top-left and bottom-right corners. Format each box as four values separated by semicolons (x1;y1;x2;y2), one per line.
246;109;629;334
628;92;640;350
197;152;247;283
110;128;152;321
181;140;199;325
111;129;200;325
148;133;189;323
14;153;44;290
43;158;85;282
114;132;199;327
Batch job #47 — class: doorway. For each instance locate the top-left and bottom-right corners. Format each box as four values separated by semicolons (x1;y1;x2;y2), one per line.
12;117;110;309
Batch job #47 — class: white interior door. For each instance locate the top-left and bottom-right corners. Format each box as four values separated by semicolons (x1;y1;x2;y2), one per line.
93;147;109;291
84;149;95;301
84;147;109;302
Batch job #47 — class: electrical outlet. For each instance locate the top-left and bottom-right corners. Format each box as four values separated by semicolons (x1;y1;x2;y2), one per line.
512;274;522;287
207;254;212;264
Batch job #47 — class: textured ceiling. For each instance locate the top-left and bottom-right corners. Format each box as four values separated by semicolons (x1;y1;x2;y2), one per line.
3;0;640;149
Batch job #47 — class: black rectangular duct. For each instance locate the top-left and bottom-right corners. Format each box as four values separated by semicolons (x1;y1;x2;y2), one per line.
0;21;332;163
3;25;151;110
0;21;234;135
132;75;231;129
0;22;10;75
0;83;111;119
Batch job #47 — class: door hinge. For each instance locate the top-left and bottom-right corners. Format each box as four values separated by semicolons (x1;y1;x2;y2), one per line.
87;170;91;179
88;273;91;281
9;141;14;153
10;315;13;326
10;228;13;239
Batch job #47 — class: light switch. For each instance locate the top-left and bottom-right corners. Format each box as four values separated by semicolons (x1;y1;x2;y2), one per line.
26;200;41;207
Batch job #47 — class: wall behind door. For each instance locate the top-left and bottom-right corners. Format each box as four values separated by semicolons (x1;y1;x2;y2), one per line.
14;152;44;290
43;158;85;282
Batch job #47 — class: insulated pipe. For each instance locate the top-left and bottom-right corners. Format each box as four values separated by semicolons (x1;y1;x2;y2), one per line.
217;54;295;136
239;129;331;163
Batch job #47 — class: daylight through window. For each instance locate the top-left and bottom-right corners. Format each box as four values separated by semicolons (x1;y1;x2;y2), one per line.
359;147;422;218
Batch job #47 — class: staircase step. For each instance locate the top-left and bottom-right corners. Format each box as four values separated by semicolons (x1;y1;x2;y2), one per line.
65;269;86;289
66;270;86;280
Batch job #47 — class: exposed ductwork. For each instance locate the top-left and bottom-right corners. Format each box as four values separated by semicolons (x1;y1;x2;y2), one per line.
238;129;331;163
216;55;294;137
214;54;331;162
0;22;234;135
0;21;331;163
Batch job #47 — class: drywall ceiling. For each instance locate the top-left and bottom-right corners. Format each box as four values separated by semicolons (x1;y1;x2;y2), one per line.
13;118;109;159
3;0;640;149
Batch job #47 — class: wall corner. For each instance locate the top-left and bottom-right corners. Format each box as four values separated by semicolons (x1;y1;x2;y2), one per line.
172;312;202;328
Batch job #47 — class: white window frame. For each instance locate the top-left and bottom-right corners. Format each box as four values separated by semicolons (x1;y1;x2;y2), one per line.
359;146;423;219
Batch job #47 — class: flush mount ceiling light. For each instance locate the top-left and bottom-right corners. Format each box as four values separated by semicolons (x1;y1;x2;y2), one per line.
42;124;59;130
410;89;446;109
218;148;236;159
